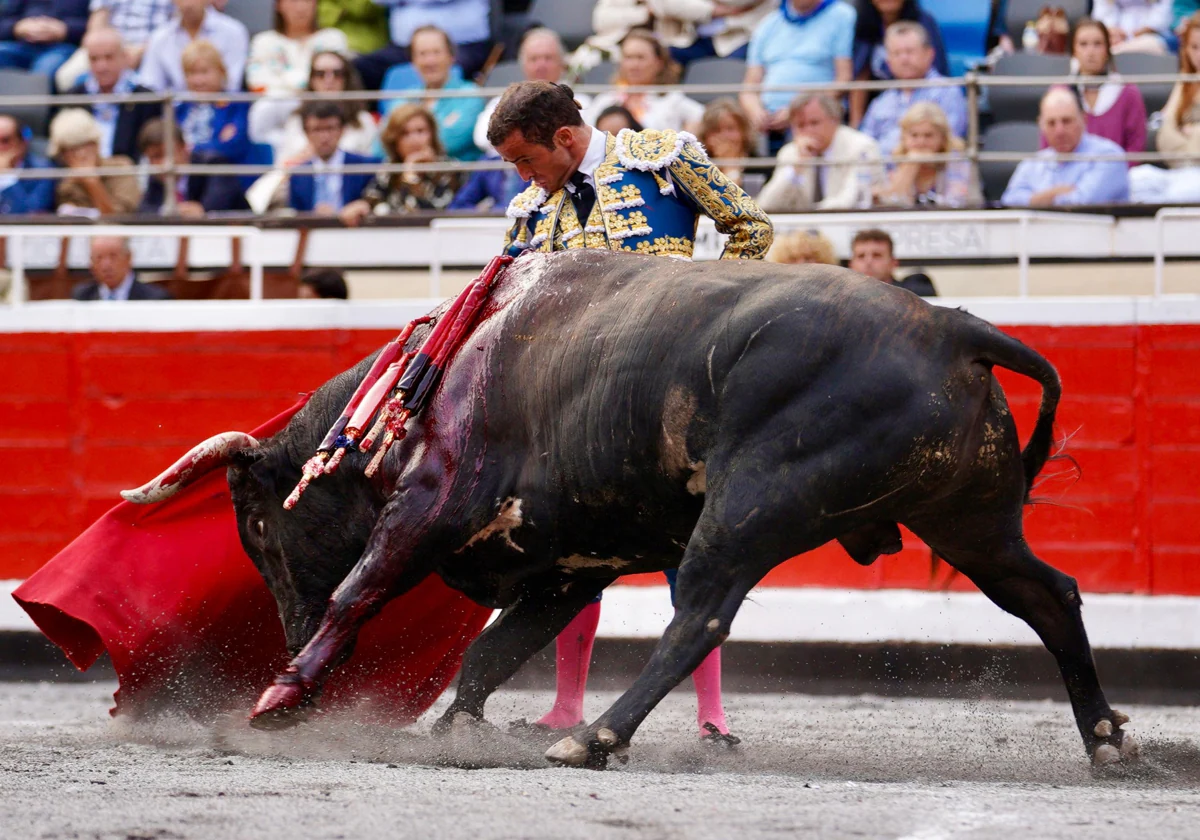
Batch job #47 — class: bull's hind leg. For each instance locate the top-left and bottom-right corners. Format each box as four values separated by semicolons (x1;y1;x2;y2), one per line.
433;576;614;732
912;517;1137;766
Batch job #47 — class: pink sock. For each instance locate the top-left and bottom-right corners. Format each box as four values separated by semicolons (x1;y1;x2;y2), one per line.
692;646;729;736
535;600;601;729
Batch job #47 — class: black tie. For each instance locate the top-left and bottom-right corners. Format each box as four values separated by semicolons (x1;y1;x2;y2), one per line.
568;170;596;223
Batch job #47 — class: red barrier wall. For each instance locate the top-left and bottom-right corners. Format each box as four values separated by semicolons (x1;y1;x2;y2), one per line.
4;325;1198;594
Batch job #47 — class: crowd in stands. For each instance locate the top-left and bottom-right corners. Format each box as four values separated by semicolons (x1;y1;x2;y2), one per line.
4;1;1200;298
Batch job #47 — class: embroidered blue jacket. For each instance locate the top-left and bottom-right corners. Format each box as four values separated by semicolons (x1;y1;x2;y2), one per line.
502;129;772;261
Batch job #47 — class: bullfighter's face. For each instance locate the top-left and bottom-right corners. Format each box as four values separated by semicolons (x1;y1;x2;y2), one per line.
495;126;582;194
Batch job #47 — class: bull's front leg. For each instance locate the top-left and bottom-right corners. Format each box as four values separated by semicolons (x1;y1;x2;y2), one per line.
546;536;764;769
434;576;614;733
249;488;440;730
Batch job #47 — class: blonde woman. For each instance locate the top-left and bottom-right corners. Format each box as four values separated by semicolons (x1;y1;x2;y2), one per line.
585;29;704;132
766;229;839;265
49;108;141;215
696;98;757;187
1131;12;1200;201
875;101;980;208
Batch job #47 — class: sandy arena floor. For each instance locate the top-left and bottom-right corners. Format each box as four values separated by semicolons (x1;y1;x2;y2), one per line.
2;682;1199;839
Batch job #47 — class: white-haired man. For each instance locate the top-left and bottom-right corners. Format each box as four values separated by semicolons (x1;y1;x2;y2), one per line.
1002;87;1129;207
473;27;591;157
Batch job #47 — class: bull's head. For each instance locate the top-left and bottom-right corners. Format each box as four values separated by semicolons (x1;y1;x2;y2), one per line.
122;426;385;656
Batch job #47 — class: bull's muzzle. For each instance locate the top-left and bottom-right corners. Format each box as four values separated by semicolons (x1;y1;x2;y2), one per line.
121;431;260;504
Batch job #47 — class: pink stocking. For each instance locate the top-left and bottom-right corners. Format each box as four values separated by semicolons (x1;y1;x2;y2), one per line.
535;600;601;729
692;646;729;736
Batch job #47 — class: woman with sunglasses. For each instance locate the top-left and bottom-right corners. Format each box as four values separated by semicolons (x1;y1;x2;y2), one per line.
247;0;349;93
249;49;378;165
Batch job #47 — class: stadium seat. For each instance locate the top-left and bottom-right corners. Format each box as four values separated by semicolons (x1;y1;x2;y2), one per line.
682;57;749;104
987;52;1069;123
581;60;615;86
527;0;594;50
1004;0;1090;43
1113;52;1177;116
223;2;274;37
920;0;990;76
484;60;524;88
979;120;1040;202
0;69;51;137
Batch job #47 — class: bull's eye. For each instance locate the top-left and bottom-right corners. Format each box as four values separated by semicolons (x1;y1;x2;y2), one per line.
255;519;266;537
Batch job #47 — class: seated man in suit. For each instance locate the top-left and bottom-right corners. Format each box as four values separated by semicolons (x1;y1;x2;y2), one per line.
72;235;172;301
288;101;378;214
137;118;249;216
64;27;156;160
756;92;884;212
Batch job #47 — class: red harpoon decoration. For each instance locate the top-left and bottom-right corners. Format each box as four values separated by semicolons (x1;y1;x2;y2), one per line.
286;254;514;506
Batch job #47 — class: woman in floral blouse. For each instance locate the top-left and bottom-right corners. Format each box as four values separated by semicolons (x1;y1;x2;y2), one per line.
339;103;461;223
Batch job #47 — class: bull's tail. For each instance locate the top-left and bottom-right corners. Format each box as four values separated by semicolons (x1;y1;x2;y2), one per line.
958;312;1063;501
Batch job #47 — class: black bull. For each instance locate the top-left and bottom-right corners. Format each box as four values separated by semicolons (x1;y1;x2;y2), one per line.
127;251;1136;768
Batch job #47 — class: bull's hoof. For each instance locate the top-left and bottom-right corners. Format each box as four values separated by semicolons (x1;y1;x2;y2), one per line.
431;710;488;737
248;672;317;731
545;729;627;770
1089;709;1138;769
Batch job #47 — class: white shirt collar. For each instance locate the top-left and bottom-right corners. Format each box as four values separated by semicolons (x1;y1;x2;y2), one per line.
574;128;609;186
100;272;136;301
312;149;345;171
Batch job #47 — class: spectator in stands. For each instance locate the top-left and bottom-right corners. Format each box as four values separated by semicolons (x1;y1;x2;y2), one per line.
766;228;838;264
341;103;460;222
0;114;54;214
858;21;966;156
446;155;527;210
137;117;249;214
1002;88;1130;207
696;98;757;187
139;0;249;91
1131;11;1200;200
175;41;250;165
1177;1;1200;32
850;0;948;125
86;0;175;70
251;50;378;165
72;235;172;300
64;28;156;160
1093;0;1176;55
246;0;348;93
848;228;936;296
874;101;980;207
285;100;378;214
49;108;140;215
0;0;88;81
1065;18;1147;162
299;267;348;298
653;0;772;65
381;25;485;161
318;0;388;55
354;0;490;89
586;29;704;132
474;28;590;157
756;92;883;211
740;0;856;137
594;104;643;135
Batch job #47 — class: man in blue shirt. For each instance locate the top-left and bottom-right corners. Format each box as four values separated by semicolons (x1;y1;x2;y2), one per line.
355;0;490;89
739;0;856;134
1002;88;1130;207
0;114;55;215
858;21;967;157
138;0;249;91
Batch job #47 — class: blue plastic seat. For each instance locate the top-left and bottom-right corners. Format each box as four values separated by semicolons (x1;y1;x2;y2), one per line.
920;0;991;76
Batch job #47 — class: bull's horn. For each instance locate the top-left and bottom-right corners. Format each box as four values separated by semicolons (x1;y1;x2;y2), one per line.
120;432;259;504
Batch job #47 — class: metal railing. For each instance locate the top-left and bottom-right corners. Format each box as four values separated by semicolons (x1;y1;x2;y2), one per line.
4;71;1200;187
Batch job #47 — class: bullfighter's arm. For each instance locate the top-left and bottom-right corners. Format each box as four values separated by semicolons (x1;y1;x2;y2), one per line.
668;140;774;260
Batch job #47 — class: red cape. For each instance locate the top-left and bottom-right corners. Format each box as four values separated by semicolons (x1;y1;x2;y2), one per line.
13;398;493;723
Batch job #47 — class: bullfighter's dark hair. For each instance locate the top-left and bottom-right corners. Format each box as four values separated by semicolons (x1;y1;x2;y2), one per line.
851;228;895;257
487;80;584;150
301;269;349;300
299;100;347;126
